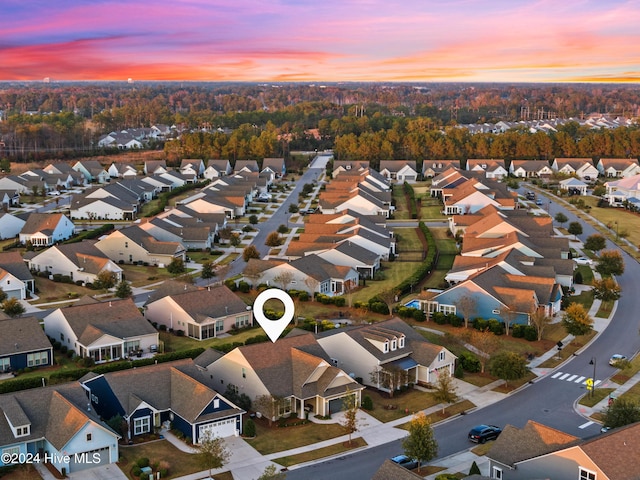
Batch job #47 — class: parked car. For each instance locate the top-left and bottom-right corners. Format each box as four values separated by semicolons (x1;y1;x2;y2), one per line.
574;257;593;265
468;424;502;443
536;198;544;205
609;354;628;366
390;455;418;470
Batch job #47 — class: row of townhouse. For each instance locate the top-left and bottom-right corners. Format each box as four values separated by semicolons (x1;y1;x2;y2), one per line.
422;169;574;326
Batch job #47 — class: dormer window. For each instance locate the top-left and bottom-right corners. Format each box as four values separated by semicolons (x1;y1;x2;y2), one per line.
383;341;389;353
398;337;405;348
391;339;397;351
15;425;30;437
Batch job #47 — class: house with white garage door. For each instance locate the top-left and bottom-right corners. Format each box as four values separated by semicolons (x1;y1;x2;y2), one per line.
81;359;244;443
0;383;120;476
0;251;35;299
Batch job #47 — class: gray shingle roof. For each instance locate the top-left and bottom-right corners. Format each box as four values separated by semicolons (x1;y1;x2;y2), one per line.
157;285;249;323
0;251;33;282
0;316;52;357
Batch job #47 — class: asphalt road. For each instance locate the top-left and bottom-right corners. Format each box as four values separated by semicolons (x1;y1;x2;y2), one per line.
286;186;640;479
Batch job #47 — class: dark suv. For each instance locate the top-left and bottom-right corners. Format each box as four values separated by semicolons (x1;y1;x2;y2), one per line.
468;424;502;443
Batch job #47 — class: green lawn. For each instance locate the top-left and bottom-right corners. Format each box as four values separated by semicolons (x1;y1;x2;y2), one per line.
245;420;349;455
32;277;97;304
272;438;367;467
120;264;177;287
363;388;440;423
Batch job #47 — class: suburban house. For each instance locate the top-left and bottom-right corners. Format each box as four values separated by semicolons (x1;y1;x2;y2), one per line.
95;225;186;266
24;241;123;285
559;177;589;195
261;157;286;178
204;159;232;179
0;251;35;299
0;316;53;373
316;241;382;279
0;213;26;240
442;178;517;215
197;332;364;419
179;191;244;218
465;159;508;179
43;298;159;362
332;160;370;177
140;174;175;192
0;189;21;209
72;160;110;183
0;175;45;195
379;160;419;183
0;383;121;475
180;159;205;177
319;186;393;218
604;174;640;207
145;286;252;340
430;168;470;198
424;263;562;324
233;160;259;174
316;318;457;391
551;158;599;181
19;213;75;246
107;163;138;179
81;359;245;443
596;158;640;178
140;216;215;250
243;256;360;297
70;195;137;221
509;160;553;179
42;163;86;186
422;160;461;178
144;160;168;176
487;420;640;480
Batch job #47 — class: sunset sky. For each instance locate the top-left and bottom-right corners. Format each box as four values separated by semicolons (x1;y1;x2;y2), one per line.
2;0;640;83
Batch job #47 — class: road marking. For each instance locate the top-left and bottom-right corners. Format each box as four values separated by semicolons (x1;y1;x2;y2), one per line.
579;421;594;429
552;372;563;378
594;380;602;386
566;374;578;382
559;373;571;380
550;372;600;386
575;376;586;383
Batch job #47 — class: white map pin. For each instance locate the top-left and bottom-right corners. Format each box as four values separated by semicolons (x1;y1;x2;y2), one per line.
253;288;295;343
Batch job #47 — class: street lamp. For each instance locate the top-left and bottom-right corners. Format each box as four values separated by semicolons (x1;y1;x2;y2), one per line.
589;357;597;398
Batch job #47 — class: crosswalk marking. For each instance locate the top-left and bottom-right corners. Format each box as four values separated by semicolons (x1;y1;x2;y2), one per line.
550;372;600;386
579;421;594;429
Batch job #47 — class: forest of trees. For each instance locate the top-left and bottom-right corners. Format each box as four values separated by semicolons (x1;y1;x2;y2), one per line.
1;82;640;164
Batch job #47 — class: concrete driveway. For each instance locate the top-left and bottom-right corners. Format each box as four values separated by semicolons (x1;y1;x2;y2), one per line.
67;464;128;480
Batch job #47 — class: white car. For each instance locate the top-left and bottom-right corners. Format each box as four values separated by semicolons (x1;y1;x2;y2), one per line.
574;257;593;265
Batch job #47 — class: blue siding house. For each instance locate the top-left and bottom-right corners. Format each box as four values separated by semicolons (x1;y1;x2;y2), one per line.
0;316;53;374
0;383;119;475
82;359;244;444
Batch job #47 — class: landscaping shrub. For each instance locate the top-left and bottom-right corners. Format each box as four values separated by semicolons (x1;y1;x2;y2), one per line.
523;325;538;341
131;466;142;477
136;457;150;468
454;363;464;379
472;318;488;330
244;418;256;437
432;311;447;325
487;318;504;335
333;296;346;307
0;377;45;394
512;324;525;338
298;291;309;301
238;281;250;293
449;315;463;327
361;395;374;410
412;308;426;322
459;352;481;373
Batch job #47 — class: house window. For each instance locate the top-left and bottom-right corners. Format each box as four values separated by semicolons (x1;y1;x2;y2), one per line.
492;466;503;480
492;309;501;315
15;426;29;437
235;314;250;328
439;351;445;362
398;336;405;348
228;384;238;395
439;304;456;315
215;320;224;333
27;351;48;367
278;398;292;417
134;416;151;435
391;339;397;351
383;342;389;353
242;368;246;379
0;357;10;373
580;468;596;480
124;340;140;355
86;433;92;442
331;358;339;367
125;242;128;248
214;398;220;409
2;446;19;458
60;333;64;341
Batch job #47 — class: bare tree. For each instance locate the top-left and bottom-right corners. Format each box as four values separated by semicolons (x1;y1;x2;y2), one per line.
343;278;358;308
370;365;409;398
529;308;552;341
455;295;477;329
500;304;519;336
339;388;363;446
243;259;264;288
273;270;294;291
304;275;320;301
254;394;284;427
378;289;399;317
466;329;500;373
433;368;458;415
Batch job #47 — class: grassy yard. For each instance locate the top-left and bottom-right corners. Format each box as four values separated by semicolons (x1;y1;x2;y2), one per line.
362;388;441;423
32;277;97;304
120;264;176;287
117;440;233;480
245;420;349;455
395;399;475;429
272;437;367;467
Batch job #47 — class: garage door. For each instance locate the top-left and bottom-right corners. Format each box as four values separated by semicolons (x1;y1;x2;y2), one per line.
68;446;110;473
5;289;22;300
198;417;237;440
328;397;345;414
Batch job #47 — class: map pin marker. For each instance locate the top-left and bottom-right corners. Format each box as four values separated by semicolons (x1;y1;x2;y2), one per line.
253;289;295;343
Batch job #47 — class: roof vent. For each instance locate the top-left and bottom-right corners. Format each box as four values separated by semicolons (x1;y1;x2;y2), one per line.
109;301;112;307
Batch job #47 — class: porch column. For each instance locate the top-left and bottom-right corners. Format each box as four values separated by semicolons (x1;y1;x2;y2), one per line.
298;399;305;419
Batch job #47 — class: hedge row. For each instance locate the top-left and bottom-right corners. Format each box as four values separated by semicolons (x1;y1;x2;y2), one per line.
0;376;45;394
395;221;437;296
47;348;206;385
403;181;418;219
63;223;114;244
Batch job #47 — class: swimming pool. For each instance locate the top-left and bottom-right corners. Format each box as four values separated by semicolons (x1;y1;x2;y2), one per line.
404;299;421;309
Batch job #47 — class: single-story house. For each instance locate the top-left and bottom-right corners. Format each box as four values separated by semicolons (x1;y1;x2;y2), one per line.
0;316;53;373
0;251;35;299
81;359;245;443
43;298;159;362
145;286;251;340
19;213;75;247
0;213;26;240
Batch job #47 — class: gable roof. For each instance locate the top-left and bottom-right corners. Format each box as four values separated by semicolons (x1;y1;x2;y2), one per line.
0;251;33;281
160;285;249;323
0;316;51;357
21;213;69;235
489;420;579;468
578;421;640;479
36;241;117;276
52;298;156;345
